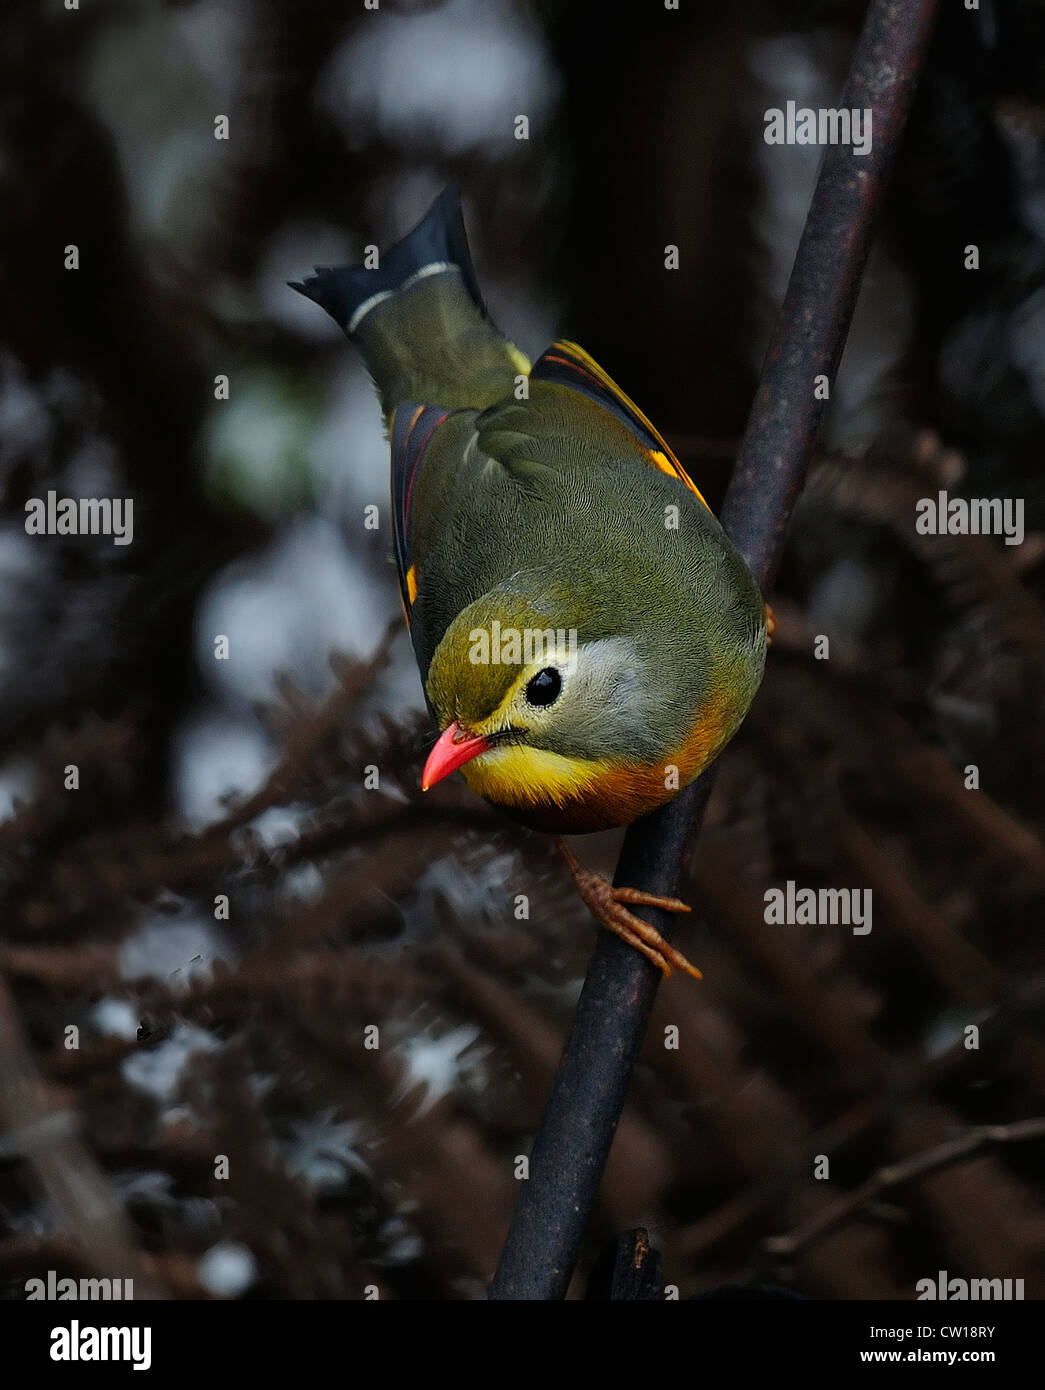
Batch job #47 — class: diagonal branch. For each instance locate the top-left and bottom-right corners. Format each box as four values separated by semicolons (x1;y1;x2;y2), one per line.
763;1118;1045;1260
490;0;940;1300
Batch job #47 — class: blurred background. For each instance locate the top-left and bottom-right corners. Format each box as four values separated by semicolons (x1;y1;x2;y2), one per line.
1;0;1044;1300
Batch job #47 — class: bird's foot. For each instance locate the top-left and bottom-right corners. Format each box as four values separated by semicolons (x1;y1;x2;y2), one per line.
765;603;776;646
553;837;702;980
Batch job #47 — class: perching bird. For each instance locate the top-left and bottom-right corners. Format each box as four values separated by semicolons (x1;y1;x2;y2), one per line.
291;188;767;978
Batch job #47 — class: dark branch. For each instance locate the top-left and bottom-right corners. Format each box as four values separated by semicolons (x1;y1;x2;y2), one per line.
490;0;941;1300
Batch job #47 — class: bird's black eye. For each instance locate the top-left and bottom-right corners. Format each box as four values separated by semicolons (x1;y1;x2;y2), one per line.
524;667;562;707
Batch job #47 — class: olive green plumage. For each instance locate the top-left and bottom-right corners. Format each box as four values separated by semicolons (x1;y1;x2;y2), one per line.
292;187;766;833
356;274;522;415
411;392;763;766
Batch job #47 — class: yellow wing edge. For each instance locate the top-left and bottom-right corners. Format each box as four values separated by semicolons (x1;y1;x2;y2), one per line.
552;340;712;512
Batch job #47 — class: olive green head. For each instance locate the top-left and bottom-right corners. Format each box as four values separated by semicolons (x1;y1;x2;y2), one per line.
424;574;692;767
421;565;767;831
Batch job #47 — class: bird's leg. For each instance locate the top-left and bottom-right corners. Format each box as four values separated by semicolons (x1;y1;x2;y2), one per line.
552;837;702;980
765;603;776;645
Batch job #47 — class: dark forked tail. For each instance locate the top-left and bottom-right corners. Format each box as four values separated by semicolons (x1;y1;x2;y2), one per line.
290;186;529;414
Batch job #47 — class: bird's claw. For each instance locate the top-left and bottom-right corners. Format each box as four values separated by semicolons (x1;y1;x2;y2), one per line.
553;837;703;980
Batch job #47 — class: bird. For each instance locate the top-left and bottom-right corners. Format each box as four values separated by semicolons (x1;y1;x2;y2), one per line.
291;187;768;979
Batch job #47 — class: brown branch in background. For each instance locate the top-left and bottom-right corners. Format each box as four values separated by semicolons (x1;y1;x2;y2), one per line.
751;657;1045;891
226;623;403;830
765;1117;1045;1261
646;969;1045;1267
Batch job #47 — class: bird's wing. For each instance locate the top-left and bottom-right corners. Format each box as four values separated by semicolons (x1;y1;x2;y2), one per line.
389;401;455;627
529;340;711;511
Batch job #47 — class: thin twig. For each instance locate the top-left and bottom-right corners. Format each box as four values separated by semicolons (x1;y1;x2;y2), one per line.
764;1118;1045;1259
